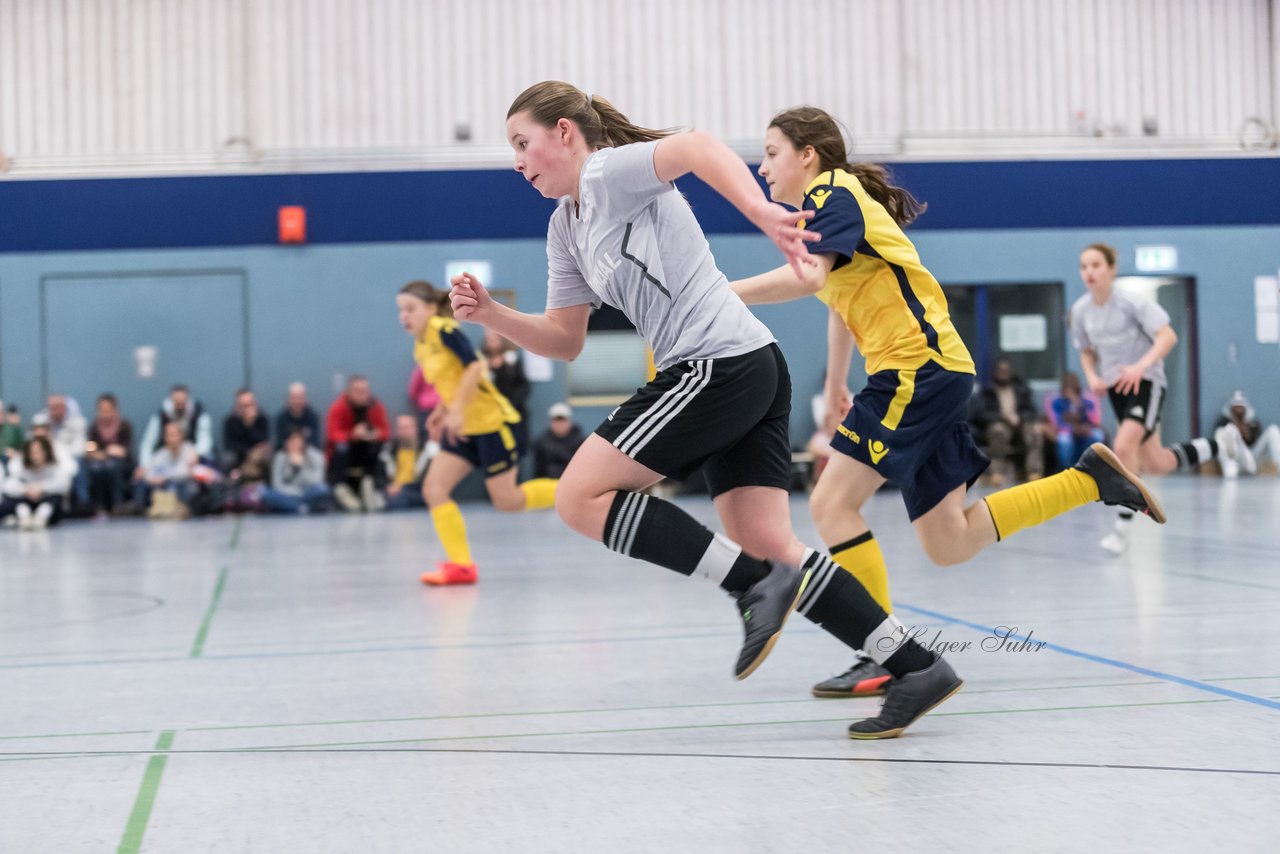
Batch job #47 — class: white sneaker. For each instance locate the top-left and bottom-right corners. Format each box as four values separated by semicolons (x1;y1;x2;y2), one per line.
333;483;362;512
15;503;33;531
360;476;385;513
1100;531;1128;555
33;503;53;529
1221;457;1240;479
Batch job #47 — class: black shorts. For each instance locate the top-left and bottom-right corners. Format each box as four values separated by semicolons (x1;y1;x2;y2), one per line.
1107;380;1165;439
594;343;792;498
830;362;989;521
439;422;526;477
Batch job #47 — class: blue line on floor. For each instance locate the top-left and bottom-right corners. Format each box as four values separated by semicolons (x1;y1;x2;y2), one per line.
896;603;1280;712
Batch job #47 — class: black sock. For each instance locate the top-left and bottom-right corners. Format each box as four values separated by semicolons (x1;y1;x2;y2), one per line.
1169;437;1218;470
604;491;768;592
796;551;933;677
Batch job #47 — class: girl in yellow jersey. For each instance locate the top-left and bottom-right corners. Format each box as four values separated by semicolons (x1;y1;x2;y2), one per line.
734;107;1166;696
396;280;559;585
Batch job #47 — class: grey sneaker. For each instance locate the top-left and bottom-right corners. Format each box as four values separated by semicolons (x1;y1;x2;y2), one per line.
812;653;893;698
733;562;812;680
1075;444;1167;524
847;655;963;739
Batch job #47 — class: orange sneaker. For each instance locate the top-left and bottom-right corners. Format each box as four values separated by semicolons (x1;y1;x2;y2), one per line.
420;561;478;586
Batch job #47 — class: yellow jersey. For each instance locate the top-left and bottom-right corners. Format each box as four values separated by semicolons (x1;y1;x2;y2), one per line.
802;169;974;376
413;316;520;435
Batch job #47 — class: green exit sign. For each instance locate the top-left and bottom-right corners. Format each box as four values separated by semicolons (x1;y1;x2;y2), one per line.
1135;245;1178;272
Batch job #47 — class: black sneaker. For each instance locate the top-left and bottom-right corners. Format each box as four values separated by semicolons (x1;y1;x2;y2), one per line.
812;653;893;698
847;656;963;739
733;562;812;680
1074;443;1167;524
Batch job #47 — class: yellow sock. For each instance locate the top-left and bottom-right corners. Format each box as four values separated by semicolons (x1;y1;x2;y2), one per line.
519;478;558;511
830;532;892;613
984;468;1100;541
429;501;473;565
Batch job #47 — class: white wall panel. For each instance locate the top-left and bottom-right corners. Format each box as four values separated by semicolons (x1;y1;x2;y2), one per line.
0;0;1274;175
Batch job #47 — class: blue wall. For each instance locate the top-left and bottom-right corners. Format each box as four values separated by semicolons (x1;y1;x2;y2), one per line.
2;157;1278;447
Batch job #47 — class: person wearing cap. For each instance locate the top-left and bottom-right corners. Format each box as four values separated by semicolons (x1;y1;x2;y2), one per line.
533;402;585;480
1213;390;1280;478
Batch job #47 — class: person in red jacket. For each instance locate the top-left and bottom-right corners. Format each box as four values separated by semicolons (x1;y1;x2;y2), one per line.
325;375;391;512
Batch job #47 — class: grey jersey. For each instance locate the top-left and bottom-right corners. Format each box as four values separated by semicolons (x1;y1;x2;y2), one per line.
1069;289;1171;388
543;141;774;371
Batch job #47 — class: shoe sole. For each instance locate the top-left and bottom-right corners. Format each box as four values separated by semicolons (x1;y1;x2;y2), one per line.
812;675;892;699
847;678;965;740
1089;443;1167;524
420;574;477;586
734;568;813;681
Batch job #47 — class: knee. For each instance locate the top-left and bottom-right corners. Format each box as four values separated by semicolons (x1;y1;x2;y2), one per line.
422;483;452;507
921;540;965;567
809;480;846;531
491;486;525;513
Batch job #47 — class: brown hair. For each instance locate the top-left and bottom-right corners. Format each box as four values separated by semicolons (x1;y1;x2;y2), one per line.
22;435;54;470
507;81;674;149
399;279;452;317
1081;242;1117;268
769;106;926;227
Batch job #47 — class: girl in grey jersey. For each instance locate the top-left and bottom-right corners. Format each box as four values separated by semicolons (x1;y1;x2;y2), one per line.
1071;243;1219;553
449;81;962;739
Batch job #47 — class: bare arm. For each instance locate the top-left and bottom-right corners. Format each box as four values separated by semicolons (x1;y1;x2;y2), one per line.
824;307;856;420
450;361;485;417
449;273;592;361
1114;324;1177;394
731;255;834;305
1137;325;1178;369
1079;348;1106;394
652;131;817;276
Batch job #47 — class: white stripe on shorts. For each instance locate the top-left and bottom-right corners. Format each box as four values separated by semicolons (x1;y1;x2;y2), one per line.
1145;383;1164;432
622;361;715;457
613;361;709;456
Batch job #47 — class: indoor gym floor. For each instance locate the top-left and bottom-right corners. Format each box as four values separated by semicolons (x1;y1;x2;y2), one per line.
2;477;1277;853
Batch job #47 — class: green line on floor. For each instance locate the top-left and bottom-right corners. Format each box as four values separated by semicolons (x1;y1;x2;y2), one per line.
189;568;228;659
116;730;175;854
228;515;243;551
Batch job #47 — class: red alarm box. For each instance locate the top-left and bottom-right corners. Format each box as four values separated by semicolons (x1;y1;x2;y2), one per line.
278;206;306;243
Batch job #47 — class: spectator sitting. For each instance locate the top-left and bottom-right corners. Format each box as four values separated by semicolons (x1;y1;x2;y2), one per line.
261;429;330;514
383;414;433;511
970;359;1044;485
482;331;531;424
532;402;584;480
275;382;321;450
84;393;136;516
138;384;214;472
38;394;89;510
1046;371;1106;468
1214;390;1280;478
325;375;390;512
28;414;79;498
138;421;201;519
222;388;272;482
1;435;70;530
1;403;24;469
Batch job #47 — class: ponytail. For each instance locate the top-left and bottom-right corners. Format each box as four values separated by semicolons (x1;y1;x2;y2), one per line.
769;106;927;227
508;81;676;149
